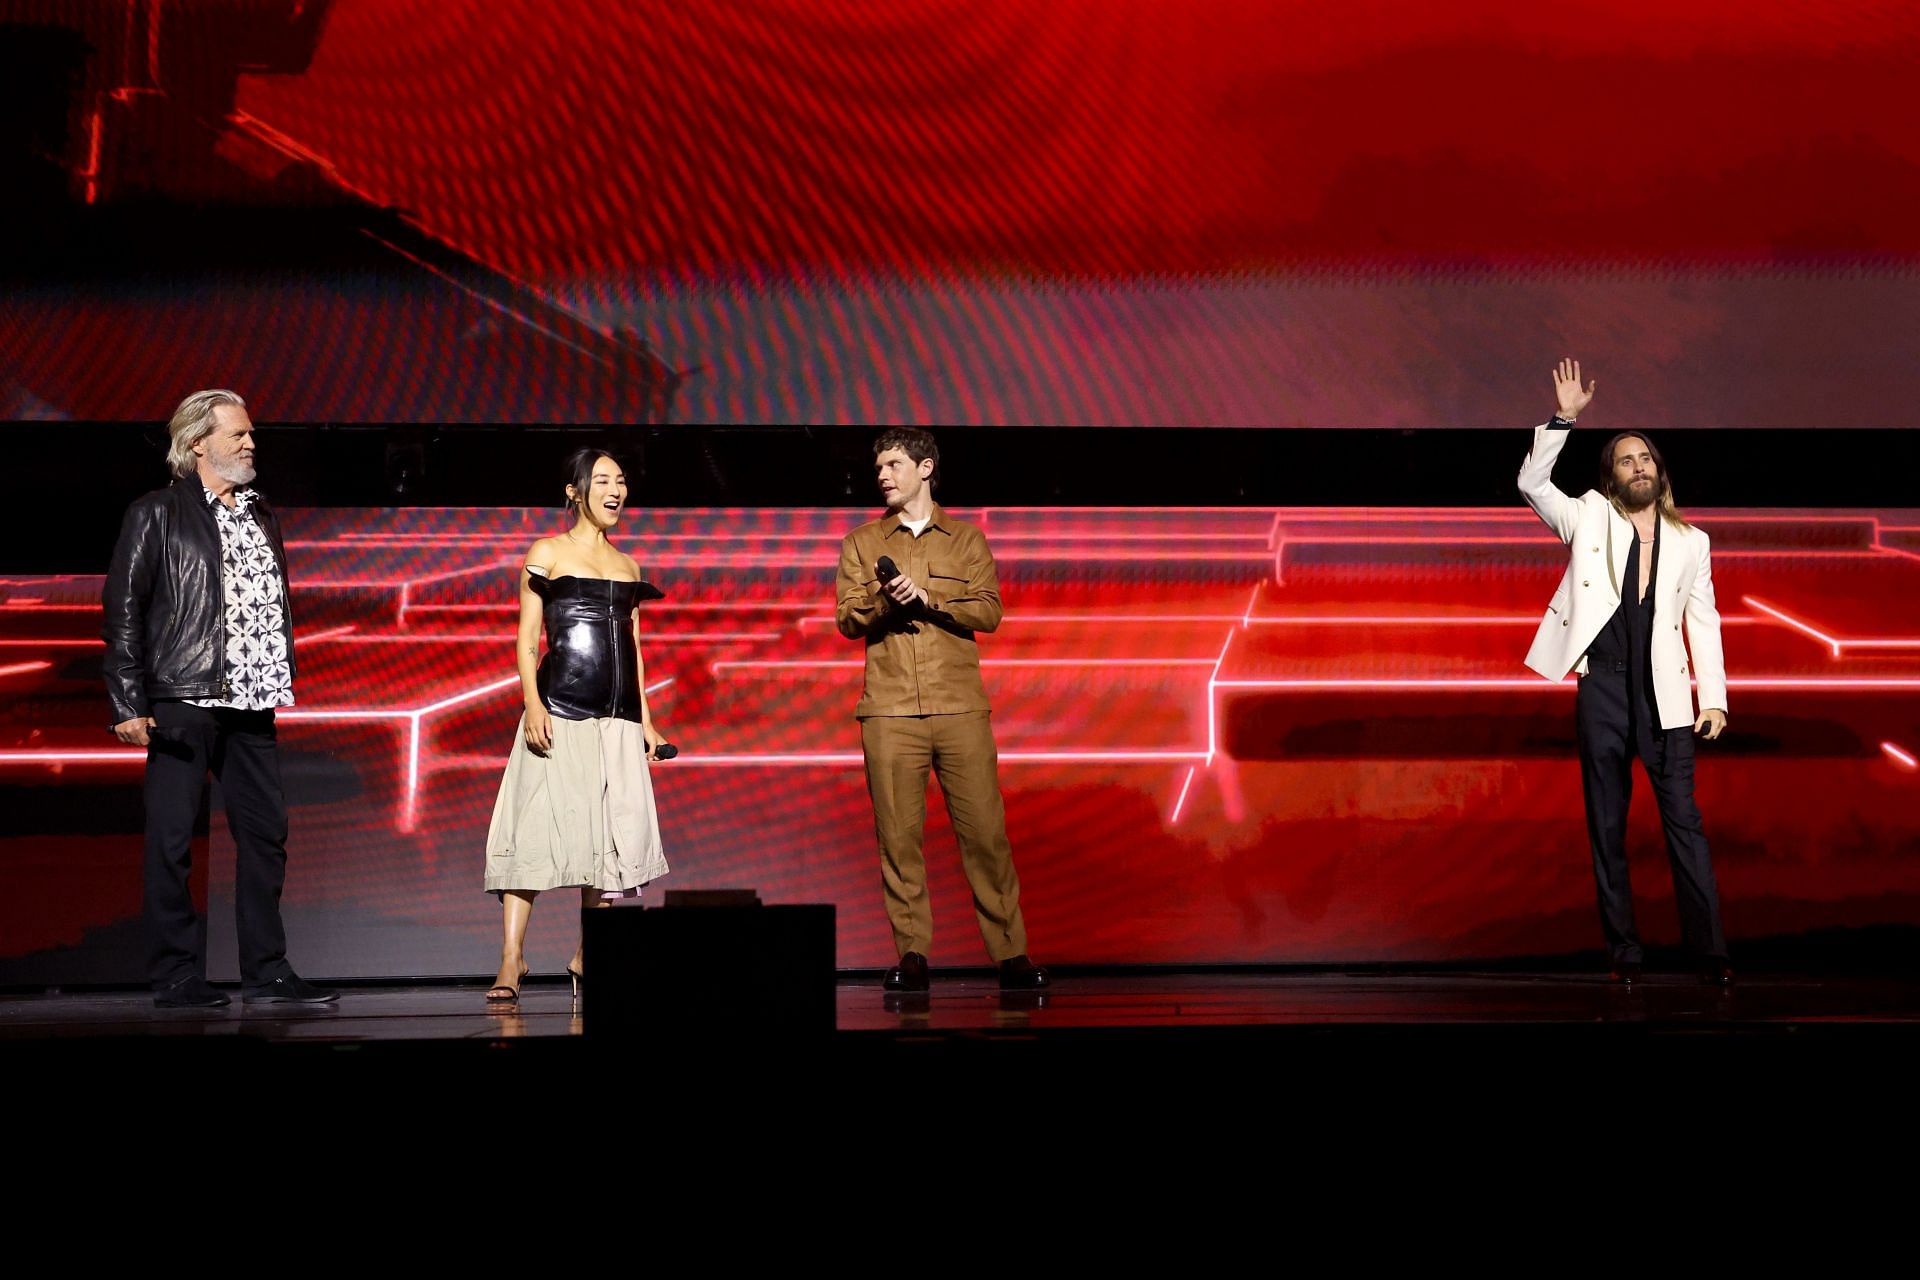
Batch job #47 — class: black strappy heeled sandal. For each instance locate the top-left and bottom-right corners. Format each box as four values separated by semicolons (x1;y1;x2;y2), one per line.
486;964;531;1004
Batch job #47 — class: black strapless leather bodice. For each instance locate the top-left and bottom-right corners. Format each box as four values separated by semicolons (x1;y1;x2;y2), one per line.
531;574;664;722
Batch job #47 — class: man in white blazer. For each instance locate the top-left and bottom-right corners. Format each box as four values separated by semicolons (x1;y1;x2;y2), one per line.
1519;358;1732;986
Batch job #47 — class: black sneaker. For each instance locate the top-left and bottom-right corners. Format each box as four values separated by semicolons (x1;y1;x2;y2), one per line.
242;973;340;1004
154;975;231;1008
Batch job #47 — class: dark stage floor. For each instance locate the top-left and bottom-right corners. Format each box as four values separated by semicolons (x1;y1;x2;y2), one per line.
8;970;1919;1043
12;972;1920;1152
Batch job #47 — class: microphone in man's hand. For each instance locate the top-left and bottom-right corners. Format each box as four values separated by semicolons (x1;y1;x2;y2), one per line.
875;554;922;624
652;742;678;761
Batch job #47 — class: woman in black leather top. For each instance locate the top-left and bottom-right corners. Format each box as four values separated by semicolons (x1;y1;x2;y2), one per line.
481;449;672;1003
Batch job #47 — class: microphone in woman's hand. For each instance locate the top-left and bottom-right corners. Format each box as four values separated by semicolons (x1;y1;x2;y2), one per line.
652;742;678;761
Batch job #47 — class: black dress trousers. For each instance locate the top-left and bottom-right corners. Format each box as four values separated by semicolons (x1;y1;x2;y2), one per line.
1574;663;1728;966
143;699;294;988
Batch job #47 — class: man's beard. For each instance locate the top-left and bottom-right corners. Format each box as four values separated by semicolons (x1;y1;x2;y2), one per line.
1617;478;1657;512
211;451;256;486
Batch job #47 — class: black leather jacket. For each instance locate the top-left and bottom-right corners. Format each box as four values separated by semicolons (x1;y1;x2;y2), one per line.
102;476;295;725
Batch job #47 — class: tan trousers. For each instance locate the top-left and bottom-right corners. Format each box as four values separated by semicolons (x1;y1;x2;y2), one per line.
860;710;1029;963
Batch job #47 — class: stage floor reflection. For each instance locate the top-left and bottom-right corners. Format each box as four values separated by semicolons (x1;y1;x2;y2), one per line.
7;971;1919;1045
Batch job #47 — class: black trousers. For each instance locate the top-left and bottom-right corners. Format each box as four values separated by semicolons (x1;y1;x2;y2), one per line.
143;700;293;988
1575;664;1728;966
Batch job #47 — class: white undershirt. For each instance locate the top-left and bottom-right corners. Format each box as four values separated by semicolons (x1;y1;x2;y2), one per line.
901;516;931;536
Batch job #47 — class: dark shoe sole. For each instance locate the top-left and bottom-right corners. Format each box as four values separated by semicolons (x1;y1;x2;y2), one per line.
241;992;341;1004
154;995;231;1008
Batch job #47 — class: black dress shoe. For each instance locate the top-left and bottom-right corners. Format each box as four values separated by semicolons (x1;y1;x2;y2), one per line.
883;951;930;992
1698;962;1735;987
1608;963;1643;987
998;955;1051;991
154;976;230;1008
242;973;340;1004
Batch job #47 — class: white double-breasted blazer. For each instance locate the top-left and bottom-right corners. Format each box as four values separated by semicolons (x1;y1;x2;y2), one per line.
1518;424;1727;729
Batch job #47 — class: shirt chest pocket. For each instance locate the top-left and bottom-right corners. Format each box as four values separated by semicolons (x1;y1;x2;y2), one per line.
927;560;968;588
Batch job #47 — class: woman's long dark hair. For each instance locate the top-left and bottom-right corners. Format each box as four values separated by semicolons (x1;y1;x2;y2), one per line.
1598;431;1691;529
561;447;626;514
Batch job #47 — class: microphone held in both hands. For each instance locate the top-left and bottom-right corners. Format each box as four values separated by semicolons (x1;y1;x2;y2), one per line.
875;554;924;630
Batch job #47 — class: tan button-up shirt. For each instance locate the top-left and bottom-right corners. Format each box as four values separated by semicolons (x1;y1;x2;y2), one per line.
835;505;1003;718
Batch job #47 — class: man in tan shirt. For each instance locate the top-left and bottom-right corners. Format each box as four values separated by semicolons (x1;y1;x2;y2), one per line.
835;429;1049;992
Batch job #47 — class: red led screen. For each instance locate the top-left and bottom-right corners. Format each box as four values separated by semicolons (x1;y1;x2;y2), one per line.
3;0;1918;424
5;505;1919;981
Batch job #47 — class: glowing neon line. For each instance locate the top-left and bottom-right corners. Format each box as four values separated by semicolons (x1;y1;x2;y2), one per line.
0;661;53;678
326;533;855;545
798;614;1249;627
1884;742;1919;770
987;533;1272;543
632;751;1206;767
297;559;517;591
404;602;824;613
414;674;529;717
1240;615;1765;628
402;717;423;830
1247;614;1540;626
326;632;780;644
81;107;101;204
1211;677;1920;690
710;658;1221;674
1744;595;1920;656
293;625;357;646
1288;536;1557;546
1205;600;1250;764
0;751;145;764
286;675;675;832
306;550;1283;570
1275;535;1894;560
1170;766;1198;825
1744;596;1841;657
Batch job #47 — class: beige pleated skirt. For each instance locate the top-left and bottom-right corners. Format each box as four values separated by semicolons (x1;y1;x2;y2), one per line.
484;713;670;895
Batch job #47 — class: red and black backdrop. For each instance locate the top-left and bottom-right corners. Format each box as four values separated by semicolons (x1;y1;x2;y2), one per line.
1;2;1916;981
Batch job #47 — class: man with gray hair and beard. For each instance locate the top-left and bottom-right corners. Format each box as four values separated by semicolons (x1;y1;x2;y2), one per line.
104;390;336;1007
